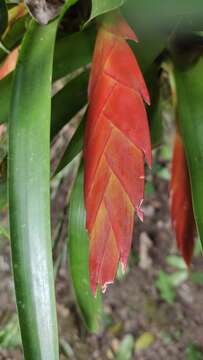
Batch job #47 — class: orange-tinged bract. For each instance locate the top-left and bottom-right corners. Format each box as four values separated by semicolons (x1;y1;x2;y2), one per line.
170;132;196;266
84;14;151;295
0;47;19;80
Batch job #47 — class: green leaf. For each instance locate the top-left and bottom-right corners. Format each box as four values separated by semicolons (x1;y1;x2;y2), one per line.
116;262;128;281
186;344;203;360
55;115;85;174
51;70;88;140
0;0;8;37
155;271;176;304
123;0;203;73
149;98;163;148
0;315;21;349
53;26;95;81
0;177;7;209
0;14;27;62
0;156;7;210
9;19;59;360
88;0;126;23
190;272;203;285
167;271;188;287
122;1;168;73
116;335;134;360
175;58;203;250
69;164;102;332
0;74;12;124
135;332;155;351
0;224;9;240
166;256;187;270
194;238;202;256
0;28;94;125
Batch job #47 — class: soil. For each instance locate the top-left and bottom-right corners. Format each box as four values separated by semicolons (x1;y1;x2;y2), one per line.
0;160;203;360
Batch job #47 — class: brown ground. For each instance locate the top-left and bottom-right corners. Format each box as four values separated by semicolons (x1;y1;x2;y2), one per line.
0;159;203;360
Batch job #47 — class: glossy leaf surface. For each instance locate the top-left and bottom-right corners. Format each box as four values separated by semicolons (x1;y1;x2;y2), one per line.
175;58;203;250
69;164;102;331
9;20;59;360
0;28;94;125
170;133;196;265
84;14;151;294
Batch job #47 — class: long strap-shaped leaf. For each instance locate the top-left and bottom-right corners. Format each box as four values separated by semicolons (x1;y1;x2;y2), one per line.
69;164;102;331
175;59;203;251
9;20;59;359
84;13;151;294
170;132;196;265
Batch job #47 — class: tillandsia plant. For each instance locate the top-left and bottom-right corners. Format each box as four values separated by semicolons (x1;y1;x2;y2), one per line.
1;0;203;358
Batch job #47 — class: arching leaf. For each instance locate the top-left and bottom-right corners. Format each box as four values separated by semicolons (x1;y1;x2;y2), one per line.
69;164;102;331
175;58;203;251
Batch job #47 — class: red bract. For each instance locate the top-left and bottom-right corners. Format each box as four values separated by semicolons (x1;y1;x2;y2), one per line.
84;14;151;295
170;132;196;266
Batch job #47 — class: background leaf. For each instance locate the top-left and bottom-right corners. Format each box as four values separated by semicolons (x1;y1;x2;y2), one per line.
175;58;203;250
186;344;203;360
55;114;85;174
0;315;21;349
51;71;88;139
0;0;8;37
155;271;176;304
116;334;134;360
166;256;187;270
0;28;94;125
69;164;102;332
88;0;126;23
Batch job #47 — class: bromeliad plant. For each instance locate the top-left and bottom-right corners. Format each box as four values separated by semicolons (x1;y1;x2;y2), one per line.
1;0;203;358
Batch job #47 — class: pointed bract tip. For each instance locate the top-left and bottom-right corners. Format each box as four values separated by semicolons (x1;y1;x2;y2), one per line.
121;260;127;274
137;200;144;222
103;13;138;43
143;90;151;106
101;281;114;294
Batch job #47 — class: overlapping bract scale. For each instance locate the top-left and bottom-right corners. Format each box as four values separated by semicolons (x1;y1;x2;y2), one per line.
170;133;196;265
84;14;151;295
